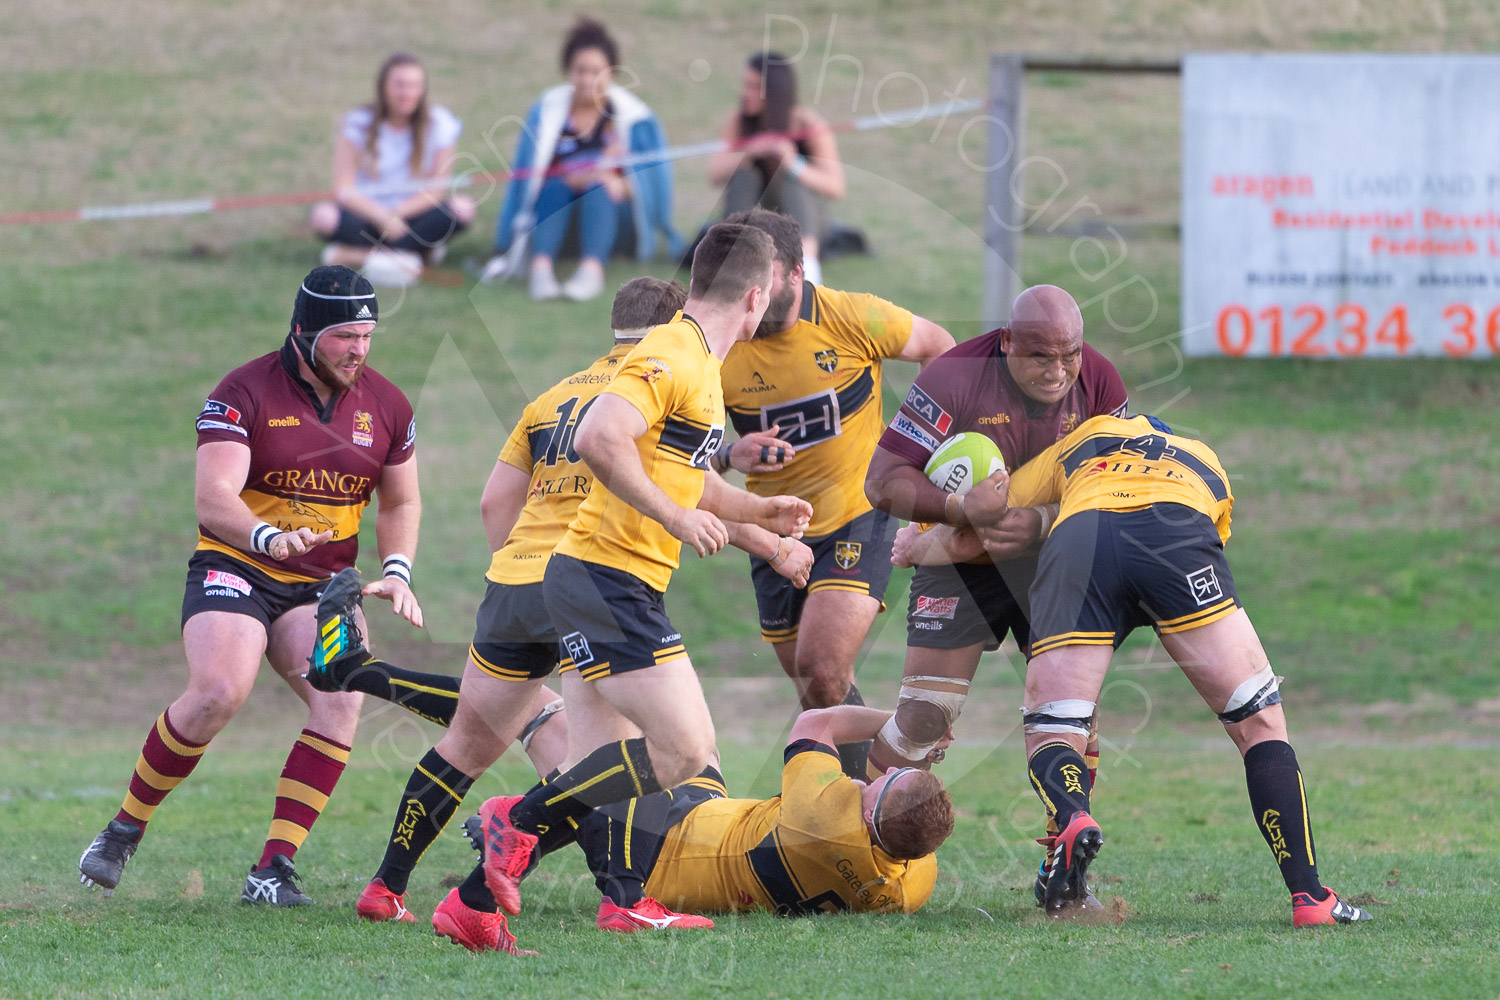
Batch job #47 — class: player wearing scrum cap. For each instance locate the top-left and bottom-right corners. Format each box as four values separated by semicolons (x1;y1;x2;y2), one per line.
78;265;423;906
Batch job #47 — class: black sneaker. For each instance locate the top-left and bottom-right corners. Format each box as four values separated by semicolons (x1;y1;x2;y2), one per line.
303;568;366;692
242;853;314;906
79;819;143;896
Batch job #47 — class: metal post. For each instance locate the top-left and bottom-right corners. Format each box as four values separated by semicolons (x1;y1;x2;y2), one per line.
983;52;1024;330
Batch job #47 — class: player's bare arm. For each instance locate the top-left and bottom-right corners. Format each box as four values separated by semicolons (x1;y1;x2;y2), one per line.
890;522;983;568
698;471;812;538
724;520;813;589
479;459;533;552
575;393;728;556
788;705;895;748
895;317;957;369
195;440;333;561
366;455;423;627
869;446;1011;528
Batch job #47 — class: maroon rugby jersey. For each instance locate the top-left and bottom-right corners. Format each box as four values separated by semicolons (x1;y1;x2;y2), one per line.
193;342;416;583
877;331;1127;472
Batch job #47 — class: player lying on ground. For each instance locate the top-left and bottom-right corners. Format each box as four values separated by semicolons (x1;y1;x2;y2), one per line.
713;207;955;778
992;413;1370;927
429;705;953;951
79;266;424;906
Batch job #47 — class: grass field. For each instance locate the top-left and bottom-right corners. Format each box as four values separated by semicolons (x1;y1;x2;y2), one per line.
4;2;1500;998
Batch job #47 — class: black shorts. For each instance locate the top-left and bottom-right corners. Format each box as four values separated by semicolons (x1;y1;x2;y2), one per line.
542;554;686;681
905;557;1037;652
180;550;325;632
750;509;898;642
468;580;560;682
1027;505;1242;658
326;203;468;255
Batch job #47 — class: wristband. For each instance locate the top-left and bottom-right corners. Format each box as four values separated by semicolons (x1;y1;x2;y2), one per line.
769;536;789;568
789;155;809;178
250;522;284;556
382;553;413;584
711;442;734;474
1031;504;1057;539
943;491;969;528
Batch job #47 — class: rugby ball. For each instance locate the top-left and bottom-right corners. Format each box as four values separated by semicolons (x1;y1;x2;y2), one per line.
923;432;1005;496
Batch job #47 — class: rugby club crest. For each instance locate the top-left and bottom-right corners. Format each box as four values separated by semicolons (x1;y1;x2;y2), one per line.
833;541;861;570
814;349;839;373
352;410;375;448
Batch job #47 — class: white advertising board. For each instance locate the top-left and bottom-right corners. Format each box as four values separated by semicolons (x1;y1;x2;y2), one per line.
1182;53;1500;358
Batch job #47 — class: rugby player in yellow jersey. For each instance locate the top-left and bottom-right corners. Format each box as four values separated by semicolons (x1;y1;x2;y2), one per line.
991;414;1370;927
296;278;686;947
477;223;815;926
713;208;955;778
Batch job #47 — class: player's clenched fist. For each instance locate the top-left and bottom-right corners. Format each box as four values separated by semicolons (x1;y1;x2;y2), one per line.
267;527;334;561
958;469;1011;528
670;507;729;557
731;424;796;472
759;495;813;538
770;537;814;589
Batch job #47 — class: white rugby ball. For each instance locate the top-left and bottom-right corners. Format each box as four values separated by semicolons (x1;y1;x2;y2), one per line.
923;431;1005;496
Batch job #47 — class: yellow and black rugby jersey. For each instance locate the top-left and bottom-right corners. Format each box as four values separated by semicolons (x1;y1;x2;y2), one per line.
487;344;635;586
644;741;937;916
555;313;726;592
192;343;415;584
721;284;913;536
1007;415;1235;544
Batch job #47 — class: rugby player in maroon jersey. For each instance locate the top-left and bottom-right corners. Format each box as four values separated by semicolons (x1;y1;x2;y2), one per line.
862;284;1127;903
79;266;423;906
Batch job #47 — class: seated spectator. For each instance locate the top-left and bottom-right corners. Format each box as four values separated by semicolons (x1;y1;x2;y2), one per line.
310;52;475;287
708;52;845;285
480;18;681;300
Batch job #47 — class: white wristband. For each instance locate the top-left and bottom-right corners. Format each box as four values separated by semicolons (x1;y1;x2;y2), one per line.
382;553;413;584
250;522;284;556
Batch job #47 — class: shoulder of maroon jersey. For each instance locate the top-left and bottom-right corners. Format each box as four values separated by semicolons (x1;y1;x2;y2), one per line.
350;366;413;410
1080;341;1120;374
217;350;282;387
944;329;1003;360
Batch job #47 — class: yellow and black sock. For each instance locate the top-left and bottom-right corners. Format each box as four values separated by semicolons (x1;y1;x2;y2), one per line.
510;738;660;834
373;748;475;895
1244;740;1324;898
336;657;460;727
1027;741;1092;830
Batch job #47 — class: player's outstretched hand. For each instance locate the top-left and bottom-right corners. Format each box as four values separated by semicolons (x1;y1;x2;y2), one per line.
958;469;1011;528
977;505;1043;561
362;576;425;628
671;508;730;557
760;495;813;538
268;528;334;561
772;538;814;589
731;425;796;473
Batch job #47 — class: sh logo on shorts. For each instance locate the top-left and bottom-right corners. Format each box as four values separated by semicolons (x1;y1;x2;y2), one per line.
833;541;861;570
1185;565;1223;606
562;631;594;668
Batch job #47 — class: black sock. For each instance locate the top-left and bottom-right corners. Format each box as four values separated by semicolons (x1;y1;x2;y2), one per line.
1027;741;1092;830
1243;740;1325;898
339;657;460;726
510;739;661;834
373;748;474;895
835;684;872;780
527;771;583;860
456;862;497;913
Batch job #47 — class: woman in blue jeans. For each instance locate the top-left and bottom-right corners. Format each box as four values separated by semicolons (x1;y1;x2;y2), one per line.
480;19;680;301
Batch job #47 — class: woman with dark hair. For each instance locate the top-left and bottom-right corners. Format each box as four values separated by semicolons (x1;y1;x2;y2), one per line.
310;53;475;287
480;19;681;301
708;52;845;284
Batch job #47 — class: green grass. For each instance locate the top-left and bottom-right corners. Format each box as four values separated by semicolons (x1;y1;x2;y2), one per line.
6;1;1500;996
4;728;1498;1000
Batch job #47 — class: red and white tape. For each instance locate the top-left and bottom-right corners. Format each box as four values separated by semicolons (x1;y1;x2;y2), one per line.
1;99;982;227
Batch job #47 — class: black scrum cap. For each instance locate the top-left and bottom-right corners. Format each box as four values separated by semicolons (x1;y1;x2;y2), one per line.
288;265;378;366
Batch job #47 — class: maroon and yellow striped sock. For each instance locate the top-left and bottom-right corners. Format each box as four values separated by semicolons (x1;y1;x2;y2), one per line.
257;729;351;868
115;709;208;831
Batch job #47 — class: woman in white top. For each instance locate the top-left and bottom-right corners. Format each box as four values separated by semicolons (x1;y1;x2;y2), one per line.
310;52;475;286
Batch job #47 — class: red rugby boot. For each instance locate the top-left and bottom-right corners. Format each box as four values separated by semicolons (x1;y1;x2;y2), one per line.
355;878;415;923
1292;887;1372;928
597;896;715;932
431;888;533;955
477;796;538;917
